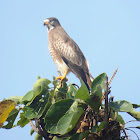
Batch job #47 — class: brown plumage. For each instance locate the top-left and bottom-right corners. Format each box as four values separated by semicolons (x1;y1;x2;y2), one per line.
44;17;92;90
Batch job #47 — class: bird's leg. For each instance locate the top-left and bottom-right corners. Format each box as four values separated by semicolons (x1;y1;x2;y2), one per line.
56;71;68;84
57;67;62;77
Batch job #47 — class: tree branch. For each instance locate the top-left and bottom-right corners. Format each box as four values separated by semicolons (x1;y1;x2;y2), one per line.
30;119;50;140
105;76;109;123
35;119;49;140
30;120;39;133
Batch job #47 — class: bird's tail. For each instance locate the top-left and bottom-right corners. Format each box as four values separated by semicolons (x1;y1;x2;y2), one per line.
85;72;94;91
89;72;94;82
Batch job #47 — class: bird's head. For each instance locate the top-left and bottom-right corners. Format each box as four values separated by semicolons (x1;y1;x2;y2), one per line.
44;17;61;31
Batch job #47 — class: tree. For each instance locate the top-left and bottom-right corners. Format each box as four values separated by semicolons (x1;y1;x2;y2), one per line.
0;72;140;140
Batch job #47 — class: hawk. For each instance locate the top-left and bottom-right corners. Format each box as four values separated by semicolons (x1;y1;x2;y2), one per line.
44;17;93;90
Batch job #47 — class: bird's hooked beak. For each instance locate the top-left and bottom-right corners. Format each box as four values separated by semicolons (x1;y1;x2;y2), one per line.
44;19;49;26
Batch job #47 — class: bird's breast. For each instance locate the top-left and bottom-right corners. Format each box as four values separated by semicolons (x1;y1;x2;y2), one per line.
48;43;70;74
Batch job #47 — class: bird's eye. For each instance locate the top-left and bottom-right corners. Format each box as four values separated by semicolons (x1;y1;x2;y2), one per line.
50;20;54;24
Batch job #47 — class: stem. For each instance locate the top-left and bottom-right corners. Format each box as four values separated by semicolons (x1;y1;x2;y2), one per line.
125;120;138;124
108;67;118;87
125;128;140;140
105;76;109;123
30;120;39;133
35;119;49;140
30;119;50;140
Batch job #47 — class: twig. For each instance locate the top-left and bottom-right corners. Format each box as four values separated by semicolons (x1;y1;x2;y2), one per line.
108;66;118;87
35;119;49;140
120;124;129;140
30;120;39;133
72;83;79;89
105;76;109;123
125;128;140;140
35;119;43;133
126;127;140;129
125;120;138;124
101;67;118;103
30;119;50;140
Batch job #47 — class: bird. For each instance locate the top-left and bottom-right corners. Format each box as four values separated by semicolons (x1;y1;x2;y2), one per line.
44;17;93;90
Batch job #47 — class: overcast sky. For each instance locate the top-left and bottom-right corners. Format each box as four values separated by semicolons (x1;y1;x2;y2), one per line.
0;0;140;139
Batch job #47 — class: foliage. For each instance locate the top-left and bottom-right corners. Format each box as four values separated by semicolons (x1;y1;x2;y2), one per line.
0;100;17;128
0;73;140;140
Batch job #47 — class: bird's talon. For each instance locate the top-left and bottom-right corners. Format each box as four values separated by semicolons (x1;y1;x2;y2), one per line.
55;76;63;80
60;78;68;83
55;76;68;82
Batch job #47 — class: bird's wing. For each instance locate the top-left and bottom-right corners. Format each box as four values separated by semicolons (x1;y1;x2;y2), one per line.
52;29;86;69
51;28;91;89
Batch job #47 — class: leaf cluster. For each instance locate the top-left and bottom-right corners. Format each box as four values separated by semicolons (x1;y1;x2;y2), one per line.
0;73;140;140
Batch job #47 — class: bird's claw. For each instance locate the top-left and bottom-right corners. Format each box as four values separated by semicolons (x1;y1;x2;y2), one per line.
56;76;68;83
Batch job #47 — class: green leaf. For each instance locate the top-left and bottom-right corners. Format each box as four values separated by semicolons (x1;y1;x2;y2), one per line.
91;73;107;93
24;90;50;119
52;76;58;89
35;133;43;140
75;80;89;101
110;111;125;125
22;79;51;108
91;125;98;133
33;78;51;91
52;133;89;140
54;82;68;101
86;85;102;112
41;89;54;117
109;100;133;112
45;99;74;132
66;84;77;99
17;112;29;127
30;128;35;135
116;114;125;125
8;96;23;104
21;78;51;105
127;109;140;121
70;131;89;140
57;101;84;135
22;90;35;102
52;136;70;140
21;86;42;103
2;109;19;129
132;104;140;109
97;121;107;132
